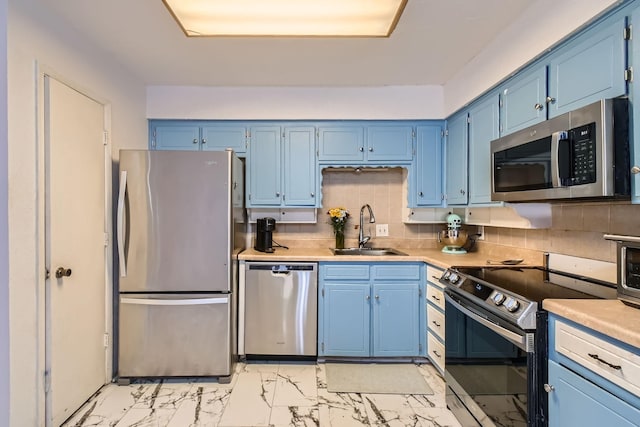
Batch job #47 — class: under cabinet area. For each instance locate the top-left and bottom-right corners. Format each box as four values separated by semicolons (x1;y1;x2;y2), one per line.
318;262;426;358
547;315;640;427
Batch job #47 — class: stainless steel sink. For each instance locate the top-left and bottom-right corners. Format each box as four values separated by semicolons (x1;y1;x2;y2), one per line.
332;247;408;256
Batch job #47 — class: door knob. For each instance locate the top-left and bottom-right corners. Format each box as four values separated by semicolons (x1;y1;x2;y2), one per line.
55;267;72;279
543;383;554;393
631;165;640;174
534;103;544;111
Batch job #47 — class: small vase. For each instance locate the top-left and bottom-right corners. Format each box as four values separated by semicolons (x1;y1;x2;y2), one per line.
335;229;345;249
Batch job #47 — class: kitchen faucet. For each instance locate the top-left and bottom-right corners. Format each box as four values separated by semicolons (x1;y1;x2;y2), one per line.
358;204;376;248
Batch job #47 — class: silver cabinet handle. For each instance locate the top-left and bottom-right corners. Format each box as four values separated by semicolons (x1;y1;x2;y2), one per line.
375;295;379;300
369;147;373;152
276;192;280;197
366;295;370;300
311;192;315;197
359;147;364;152
546;96;556;104
631;166;640;174
201;138;207;144
543;384;554;393
534;103;544;110
192;138;198;144
418;191;423;197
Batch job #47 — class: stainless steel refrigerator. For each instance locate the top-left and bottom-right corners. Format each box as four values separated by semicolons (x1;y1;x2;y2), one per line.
116;149;245;380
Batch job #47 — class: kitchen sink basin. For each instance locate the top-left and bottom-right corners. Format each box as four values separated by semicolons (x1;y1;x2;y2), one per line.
332;247;408;256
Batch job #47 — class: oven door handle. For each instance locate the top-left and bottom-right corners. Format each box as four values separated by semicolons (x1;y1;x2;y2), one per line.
445;293;527;351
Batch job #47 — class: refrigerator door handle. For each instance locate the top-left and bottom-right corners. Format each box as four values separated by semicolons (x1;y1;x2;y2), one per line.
117;170;127;277
120;296;229;306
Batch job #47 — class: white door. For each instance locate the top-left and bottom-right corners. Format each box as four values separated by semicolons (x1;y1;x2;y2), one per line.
44;76;107;426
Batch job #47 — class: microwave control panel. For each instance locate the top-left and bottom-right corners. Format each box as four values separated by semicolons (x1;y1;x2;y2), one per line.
559;122;597;187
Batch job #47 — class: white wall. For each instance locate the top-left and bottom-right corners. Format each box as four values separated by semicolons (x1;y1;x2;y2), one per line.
0;0;9;424
444;0;621;115
146;85;444;119
8;0;147;424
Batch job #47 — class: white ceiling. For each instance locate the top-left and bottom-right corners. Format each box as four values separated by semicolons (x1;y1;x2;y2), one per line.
40;0;533;87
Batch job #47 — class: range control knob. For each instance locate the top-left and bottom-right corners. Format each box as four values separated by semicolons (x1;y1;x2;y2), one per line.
504;298;520;313
449;273;460;284
492;292;506;306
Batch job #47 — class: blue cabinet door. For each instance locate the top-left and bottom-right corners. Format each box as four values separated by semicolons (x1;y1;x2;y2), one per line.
499;66;547;136
548;361;640;427
201;125;247;154
468;95;500;205
152;123;201;151
283;127;317;206
248;126;281;206
548;16;626;118
445;112;468;205
415;125;443;206
632;7;640;203
366;125;414;162
372;283;420;357
318;126;365;162
321;283;370;357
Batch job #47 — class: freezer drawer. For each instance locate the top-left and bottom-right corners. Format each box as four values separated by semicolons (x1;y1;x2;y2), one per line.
118;293;234;377
245;263;317;356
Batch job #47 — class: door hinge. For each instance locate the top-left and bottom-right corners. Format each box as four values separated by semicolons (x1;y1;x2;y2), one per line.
248;194;251;201
412;130;416;139
44;370;51;393
103;333;110;348
442;129;448;137
418;288;422;297
321;342;324;352
419;343;423;352
625;67;633;83
499;98;504;108
102;130;109;146
45;268;50;280
466;116;471;124
151;130;156;148
624;25;632;41
321;288;325;297
104;232;109;247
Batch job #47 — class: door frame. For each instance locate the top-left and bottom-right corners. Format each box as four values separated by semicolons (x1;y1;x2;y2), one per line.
36;64;113;425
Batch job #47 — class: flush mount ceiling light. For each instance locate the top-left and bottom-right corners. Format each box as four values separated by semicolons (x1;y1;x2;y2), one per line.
162;0;407;37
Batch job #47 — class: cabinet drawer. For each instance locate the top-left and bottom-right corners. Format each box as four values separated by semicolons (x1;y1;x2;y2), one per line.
372;264;421;281
555;320;640;398
428;332;445;374
427;304;445;340
427;283;445;310
323;264;370;280
426;265;444;287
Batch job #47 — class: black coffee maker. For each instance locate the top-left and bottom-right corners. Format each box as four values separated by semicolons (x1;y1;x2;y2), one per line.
254;217;276;253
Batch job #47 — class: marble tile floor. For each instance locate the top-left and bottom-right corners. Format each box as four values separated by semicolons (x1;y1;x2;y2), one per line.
62;361;462;427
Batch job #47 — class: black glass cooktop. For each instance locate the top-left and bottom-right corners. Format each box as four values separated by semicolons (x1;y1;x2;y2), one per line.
452;266;615;303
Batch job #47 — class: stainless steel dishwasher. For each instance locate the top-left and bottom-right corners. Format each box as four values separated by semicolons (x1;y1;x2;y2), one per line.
244;262;317;356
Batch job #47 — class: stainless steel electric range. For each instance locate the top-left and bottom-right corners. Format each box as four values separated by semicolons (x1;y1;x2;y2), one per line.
439;263;616;427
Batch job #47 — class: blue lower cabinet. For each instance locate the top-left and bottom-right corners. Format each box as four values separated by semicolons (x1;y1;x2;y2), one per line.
548;361;640;427
319;262;425;358
372;284;420;357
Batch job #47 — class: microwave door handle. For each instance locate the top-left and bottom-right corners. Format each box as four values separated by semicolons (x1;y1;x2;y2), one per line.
550;132;561;188
621;246;628;289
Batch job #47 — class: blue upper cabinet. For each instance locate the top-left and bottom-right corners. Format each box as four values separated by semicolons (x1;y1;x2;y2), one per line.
201;125;247;153
547;16;627;118
445;112;469;205
150;121;247;155
247;125;318;208
499;66;547;136
151;123;201;151
318;123;414;164
366;125;414;162
413;124;443;206
248;126;282;206
283;126;317;206
468;94;500;205
317;126;365;162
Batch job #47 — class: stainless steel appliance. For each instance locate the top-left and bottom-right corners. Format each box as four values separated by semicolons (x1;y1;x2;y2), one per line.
440;261;616;427
117;149;245;380
244;262;317;356
605;234;640;308
254;217;276;253
491;98;630;202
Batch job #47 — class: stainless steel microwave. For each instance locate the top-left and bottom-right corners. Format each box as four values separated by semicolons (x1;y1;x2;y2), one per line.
491;98;630;202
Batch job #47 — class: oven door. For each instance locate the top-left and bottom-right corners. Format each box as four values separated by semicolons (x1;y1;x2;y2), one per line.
444;290;543;427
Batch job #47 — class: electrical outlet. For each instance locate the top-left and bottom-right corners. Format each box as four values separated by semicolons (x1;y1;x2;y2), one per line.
477;225;485;241
376;224;389;237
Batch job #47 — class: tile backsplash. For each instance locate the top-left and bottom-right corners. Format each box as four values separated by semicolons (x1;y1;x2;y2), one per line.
266;168;640;262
